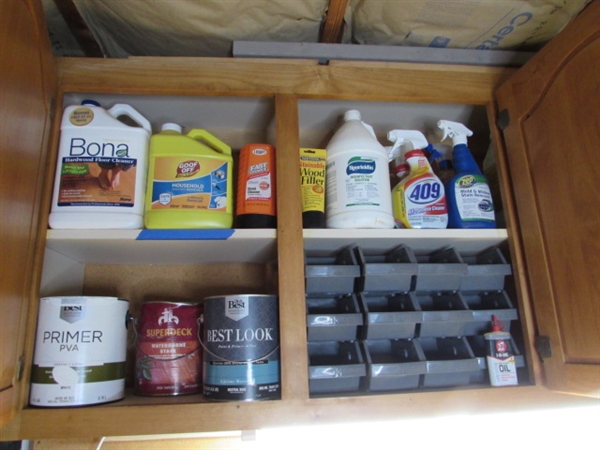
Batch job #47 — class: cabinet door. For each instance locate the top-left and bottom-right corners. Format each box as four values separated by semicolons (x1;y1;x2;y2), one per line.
0;0;55;426
496;1;599;398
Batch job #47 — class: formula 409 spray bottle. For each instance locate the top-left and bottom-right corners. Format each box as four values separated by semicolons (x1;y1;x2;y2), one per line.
387;130;447;229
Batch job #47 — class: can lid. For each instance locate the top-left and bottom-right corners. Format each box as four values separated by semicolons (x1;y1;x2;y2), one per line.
162;123;182;133
395;162;410;177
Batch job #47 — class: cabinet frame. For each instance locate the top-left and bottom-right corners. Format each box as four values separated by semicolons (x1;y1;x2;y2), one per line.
3;3;599;436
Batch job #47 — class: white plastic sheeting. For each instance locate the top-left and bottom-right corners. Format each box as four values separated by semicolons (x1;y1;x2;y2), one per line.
71;0;330;57
43;0;591;57
351;0;591;51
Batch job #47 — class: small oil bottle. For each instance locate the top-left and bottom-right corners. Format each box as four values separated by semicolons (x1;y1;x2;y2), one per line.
484;315;518;387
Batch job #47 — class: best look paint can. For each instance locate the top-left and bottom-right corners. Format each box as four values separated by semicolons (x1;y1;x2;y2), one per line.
202;294;280;401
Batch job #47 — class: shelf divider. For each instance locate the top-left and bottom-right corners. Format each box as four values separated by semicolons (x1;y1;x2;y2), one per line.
275;94;310;401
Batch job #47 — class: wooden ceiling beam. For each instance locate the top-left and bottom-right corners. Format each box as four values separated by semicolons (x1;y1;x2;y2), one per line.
320;0;349;43
52;0;104;57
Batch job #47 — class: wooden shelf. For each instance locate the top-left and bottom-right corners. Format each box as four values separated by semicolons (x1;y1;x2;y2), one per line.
45;229;277;265
303;228;508;256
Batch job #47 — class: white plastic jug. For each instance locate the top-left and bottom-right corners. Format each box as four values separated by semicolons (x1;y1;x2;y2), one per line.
48;101;152;229
325;110;394;229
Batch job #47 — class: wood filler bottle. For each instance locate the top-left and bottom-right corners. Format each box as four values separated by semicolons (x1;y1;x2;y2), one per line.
300;148;326;228
236;143;277;228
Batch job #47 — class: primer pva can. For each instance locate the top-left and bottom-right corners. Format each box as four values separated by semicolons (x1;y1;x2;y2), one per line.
134;301;202;396
202;294;280;401
30;296;129;407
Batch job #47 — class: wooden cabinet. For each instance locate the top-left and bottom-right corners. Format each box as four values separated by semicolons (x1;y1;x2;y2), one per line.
495;3;600;396
1;0;598;441
0;0;56;430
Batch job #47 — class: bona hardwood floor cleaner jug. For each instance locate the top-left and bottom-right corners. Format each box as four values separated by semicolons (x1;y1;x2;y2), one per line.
48;100;152;229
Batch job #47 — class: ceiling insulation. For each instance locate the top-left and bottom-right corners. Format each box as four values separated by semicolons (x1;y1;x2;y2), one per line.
43;0;592;58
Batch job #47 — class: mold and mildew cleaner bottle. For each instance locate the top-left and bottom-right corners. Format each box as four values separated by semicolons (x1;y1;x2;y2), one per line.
438;120;496;229
48;100;152;229
387;130;448;229
325;110;394;229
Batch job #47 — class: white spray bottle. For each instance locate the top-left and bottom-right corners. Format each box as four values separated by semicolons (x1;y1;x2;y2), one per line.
387;130;448;229
438;120;496;228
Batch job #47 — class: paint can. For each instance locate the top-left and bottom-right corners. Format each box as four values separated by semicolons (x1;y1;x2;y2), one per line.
30;296;129;407
202;294;280;401
134;301;202;396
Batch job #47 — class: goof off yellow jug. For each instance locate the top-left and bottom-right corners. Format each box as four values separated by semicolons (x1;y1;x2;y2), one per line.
144;123;233;229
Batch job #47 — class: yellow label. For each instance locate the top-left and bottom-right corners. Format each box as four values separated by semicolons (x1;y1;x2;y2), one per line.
69;107;94;126
148;156;229;211
300;148;326;213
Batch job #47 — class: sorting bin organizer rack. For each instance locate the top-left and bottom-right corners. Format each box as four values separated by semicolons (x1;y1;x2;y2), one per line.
305;244;521;396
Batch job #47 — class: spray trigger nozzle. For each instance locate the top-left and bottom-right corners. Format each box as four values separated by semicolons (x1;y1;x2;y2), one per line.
386;130;428;163
437;120;473;147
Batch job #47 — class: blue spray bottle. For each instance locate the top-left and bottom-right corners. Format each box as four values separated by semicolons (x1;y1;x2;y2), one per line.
437;120;496;228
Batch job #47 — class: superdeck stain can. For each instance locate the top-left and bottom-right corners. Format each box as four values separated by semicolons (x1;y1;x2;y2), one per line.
134;301;202;396
202;294;280;401
30;296;129;407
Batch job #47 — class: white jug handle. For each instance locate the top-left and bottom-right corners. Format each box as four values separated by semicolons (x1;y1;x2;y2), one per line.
361;121;377;139
108;104;152;133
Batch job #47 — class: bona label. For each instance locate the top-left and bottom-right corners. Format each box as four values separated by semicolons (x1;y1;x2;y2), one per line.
202;295;280;401
30;296;129;407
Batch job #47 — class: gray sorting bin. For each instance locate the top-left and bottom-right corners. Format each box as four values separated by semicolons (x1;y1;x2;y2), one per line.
419;337;480;388
415;247;468;292
461;291;518;335
416;291;473;338
308;340;366;395
359;292;423;340
460;247;512;291
305;246;361;296
466;335;525;385
361;339;427;391
306;294;363;342
354;245;418;293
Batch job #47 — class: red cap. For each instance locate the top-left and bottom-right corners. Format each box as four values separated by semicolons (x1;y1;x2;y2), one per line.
395;163;410;177
491;315;504;332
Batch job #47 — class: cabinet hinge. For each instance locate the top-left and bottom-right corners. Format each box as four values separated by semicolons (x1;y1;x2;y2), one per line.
16;355;25;381
496;109;510;130
535;335;552;360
